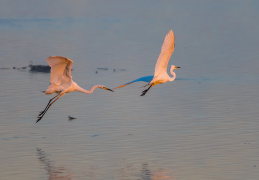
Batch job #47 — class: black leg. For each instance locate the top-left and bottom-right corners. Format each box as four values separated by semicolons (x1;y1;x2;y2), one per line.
36;94;64;123
38;94;60;116
141;84;153;96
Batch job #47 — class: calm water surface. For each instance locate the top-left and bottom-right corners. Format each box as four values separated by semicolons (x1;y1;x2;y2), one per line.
0;1;259;180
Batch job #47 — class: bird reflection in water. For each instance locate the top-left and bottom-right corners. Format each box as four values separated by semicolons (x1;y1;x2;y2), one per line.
119;163;176;180
36;148;175;179
36;148;73;180
140;163;175;180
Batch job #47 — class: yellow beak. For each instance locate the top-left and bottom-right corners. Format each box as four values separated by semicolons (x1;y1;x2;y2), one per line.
103;87;114;92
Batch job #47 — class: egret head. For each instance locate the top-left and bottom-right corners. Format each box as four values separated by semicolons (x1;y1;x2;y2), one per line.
171;65;181;70
169;65;180;81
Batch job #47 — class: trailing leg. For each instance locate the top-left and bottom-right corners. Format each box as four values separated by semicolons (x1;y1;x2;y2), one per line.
37;94;64;123
141;84;154;96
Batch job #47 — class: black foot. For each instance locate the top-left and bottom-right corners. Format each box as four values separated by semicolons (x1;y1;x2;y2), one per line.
37;111;45;123
38;111;44;116
141;89;148;96
36;116;42;123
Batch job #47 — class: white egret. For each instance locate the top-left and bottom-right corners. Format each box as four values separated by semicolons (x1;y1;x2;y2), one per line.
114;29;180;96
37;56;113;123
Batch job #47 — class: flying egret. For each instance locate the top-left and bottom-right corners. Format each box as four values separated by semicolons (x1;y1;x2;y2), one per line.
37;56;113;123
114;29;180;96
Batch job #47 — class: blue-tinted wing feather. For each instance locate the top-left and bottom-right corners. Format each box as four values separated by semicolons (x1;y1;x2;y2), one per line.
114;76;154;89
128;76;154;83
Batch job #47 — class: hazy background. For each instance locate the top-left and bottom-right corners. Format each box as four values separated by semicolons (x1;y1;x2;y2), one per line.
0;1;259;179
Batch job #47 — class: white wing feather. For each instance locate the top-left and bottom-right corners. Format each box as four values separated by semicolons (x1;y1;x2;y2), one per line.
47;56;73;85
154;29;175;76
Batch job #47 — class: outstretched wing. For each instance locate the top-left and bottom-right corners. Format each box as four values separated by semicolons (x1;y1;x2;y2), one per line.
114;76;154;89
154;29;175;76
47;56;73;85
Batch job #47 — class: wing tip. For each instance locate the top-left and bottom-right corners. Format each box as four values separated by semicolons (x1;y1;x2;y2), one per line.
167;29;174;38
160;29;175;51
46;56;74;64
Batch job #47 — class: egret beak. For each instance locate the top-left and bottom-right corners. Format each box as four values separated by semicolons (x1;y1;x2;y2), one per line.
103;87;114;92
176;66;181;69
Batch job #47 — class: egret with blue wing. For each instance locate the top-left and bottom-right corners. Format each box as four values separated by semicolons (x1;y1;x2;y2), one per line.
114;29;180;96
37;56;113;123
